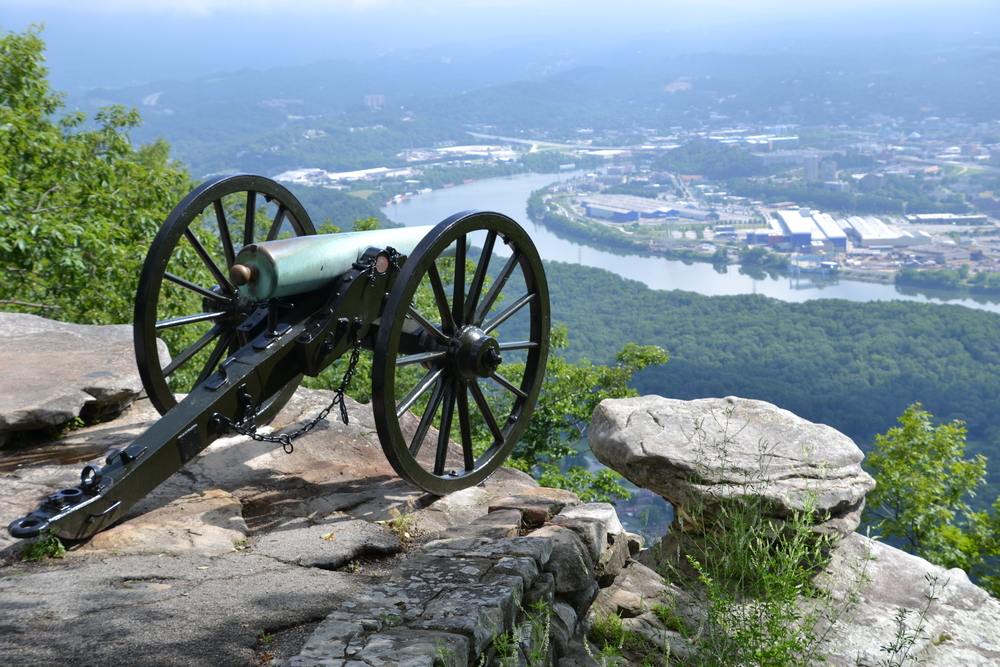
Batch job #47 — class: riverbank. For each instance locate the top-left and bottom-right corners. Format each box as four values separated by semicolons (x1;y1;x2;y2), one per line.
382;171;1000;314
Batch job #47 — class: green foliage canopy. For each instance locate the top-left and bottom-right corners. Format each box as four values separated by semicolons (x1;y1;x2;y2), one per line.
0;26;192;324
863;404;986;569
864;404;1000;597
512;324;668;501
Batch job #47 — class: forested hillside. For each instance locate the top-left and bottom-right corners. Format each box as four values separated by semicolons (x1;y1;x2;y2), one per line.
542;262;1000;461
283;184;390;230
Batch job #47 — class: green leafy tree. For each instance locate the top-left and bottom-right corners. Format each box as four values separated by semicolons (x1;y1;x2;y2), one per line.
863;404;994;579
0;26;191;324
510;324;668;501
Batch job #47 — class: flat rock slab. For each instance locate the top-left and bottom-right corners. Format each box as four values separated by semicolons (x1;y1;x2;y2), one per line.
0;313;168;442
259;517;403;569
590;395;875;536
82;488;247;556
0;552;381;667
820;533;1000;666
489;487;581;527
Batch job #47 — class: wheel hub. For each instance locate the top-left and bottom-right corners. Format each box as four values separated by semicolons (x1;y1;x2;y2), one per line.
203;284;255;323
450;325;502;380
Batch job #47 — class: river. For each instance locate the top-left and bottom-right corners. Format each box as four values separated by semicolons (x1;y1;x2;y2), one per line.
384;171;1000;314
381;171;999;535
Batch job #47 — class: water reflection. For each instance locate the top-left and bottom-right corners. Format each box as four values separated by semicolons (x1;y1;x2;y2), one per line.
385;171;1000;315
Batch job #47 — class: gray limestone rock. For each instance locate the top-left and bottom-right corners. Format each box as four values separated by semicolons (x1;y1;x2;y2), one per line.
596;532;630;587
489;487;581;527
818;533;1000;666
258;517;402;569
412;576;524;658
555;502;624;537
0;313;168;442
549;601;579;658
548;516;606;567
531;524;598;617
590;395;876;537
523;571;555;610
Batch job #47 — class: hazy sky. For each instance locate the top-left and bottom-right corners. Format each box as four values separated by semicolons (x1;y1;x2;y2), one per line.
2;0;997;91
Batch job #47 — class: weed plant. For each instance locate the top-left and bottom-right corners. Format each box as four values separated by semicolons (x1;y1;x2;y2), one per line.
21;529;66;561
477;598;553;667
630;408;871;666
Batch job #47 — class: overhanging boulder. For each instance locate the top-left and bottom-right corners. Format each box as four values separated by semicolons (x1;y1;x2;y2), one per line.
590;395;875;538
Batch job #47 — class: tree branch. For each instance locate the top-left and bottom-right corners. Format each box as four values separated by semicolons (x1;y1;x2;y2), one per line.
0;298;61;311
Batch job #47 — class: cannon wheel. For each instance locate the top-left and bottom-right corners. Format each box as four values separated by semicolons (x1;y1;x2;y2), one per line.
372;211;550;495
134;174;316;420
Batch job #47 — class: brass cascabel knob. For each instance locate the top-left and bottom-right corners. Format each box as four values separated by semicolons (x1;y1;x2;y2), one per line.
229;264;259;286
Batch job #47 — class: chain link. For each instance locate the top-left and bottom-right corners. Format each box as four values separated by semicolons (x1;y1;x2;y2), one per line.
224;338;364;454
214;249;399;454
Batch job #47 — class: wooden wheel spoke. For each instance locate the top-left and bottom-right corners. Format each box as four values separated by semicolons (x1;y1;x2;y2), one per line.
161;324;223;377
469;381;504;445
498;340;538;351
184;228;235;294
475;249;522;326
484;293;535;334
434;381;457;476
452;234;466;326
409;378;446;457
407;305;452;346
491;371;528;400
155;311;226;330
194;332;233;388
396;366;444;418
266;204;287;241
137;174;315;418
371;211;548;494
465;230;496;324
427;262;455;335
396;350;447;367
243;191;257;246
164;272;229;304
457;386;476;472
213;199;236;268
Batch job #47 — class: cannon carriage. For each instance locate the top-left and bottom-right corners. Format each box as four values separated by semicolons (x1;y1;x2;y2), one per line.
9;173;550;541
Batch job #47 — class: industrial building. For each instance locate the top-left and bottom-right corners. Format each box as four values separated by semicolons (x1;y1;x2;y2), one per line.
812;213;848;250
580;195;718;222
745;210;929;250
906;213;989;225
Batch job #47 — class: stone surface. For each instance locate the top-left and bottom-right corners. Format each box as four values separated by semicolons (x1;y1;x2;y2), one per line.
0;552;379;667
596;532;630;587
0;313;169;442
257;517;403;569
532;524;595;597
818;533;1000;666
438;508;523;540
548;516;607;567
84;488;247;556
590;395;876;537
555;502;625;537
489;486;581;526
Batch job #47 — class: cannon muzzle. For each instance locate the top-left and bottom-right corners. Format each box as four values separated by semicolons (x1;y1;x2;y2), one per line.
232;225;460;300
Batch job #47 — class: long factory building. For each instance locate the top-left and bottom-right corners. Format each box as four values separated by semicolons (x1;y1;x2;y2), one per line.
747;210;931;251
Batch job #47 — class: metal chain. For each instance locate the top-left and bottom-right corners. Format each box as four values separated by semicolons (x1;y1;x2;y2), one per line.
224;338;364;454
216;249;399;454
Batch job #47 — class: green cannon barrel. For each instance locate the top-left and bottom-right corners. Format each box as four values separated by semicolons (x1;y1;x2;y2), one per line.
232;225;455;300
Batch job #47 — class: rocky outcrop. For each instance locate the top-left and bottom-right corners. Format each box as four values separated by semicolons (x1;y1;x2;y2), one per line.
289;497;634;667
590;395;876;538
586;395;1000;667
3;319;998;666
0;313;169;444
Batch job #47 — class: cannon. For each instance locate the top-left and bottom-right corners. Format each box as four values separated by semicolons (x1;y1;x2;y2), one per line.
8;173;550;541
